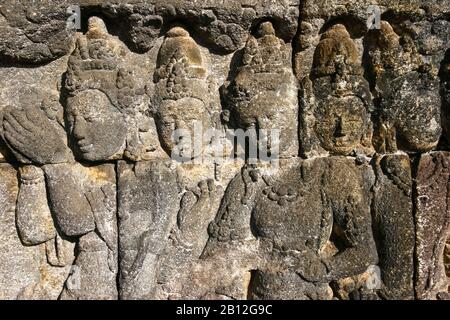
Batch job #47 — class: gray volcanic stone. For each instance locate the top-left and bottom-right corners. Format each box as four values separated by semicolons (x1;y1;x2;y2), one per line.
117;160;179;299
415;152;450;300
0;0;75;65
372;154;415;299
0;0;449;300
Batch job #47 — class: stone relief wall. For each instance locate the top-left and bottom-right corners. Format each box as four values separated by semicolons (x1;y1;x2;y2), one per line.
0;0;449;300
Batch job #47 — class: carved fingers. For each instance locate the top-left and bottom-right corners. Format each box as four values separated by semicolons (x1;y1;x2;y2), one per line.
178;179;222;238
85;184;117;252
3;106;70;164
3;109;36;154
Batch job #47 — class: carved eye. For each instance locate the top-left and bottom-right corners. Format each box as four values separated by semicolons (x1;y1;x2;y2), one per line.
84;115;95;123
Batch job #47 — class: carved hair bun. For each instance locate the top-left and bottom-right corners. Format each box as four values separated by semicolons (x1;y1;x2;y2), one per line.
166;27;190;38
256;21;276;37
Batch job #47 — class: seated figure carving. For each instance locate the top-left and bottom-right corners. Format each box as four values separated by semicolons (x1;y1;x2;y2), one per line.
367;21;442;153
299;24;374;158
204;85;378;299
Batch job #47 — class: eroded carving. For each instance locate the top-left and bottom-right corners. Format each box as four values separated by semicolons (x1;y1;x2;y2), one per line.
153;26;213;160
65;17;150;162
441;50;450;148
299;24;373;158
367;21;442;153
372;154;415;299
222;21;299;158
206;157;378;299
1;92;72;165
0;1;449;301
415;152;450;300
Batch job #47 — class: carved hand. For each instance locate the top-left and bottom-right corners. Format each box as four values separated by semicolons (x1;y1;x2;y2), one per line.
295;250;328;283
86;184;117;273
3;107;71;164
85;184;117;253
176;179;222;248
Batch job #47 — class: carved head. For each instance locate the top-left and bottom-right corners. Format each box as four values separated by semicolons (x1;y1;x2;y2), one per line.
155;98;211;159
66;89;127;161
314;95;368;155
153;26;211;159
64;17;142;161
223;21;298;158
312;24;359;78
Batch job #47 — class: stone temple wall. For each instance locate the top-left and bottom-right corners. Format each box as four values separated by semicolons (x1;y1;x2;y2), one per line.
0;0;449;300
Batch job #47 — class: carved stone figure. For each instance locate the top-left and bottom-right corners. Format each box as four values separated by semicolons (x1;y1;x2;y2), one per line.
222;21;299;158
1;1;450;301
372;154;415;299
0;18;123;300
299;24;373;158
415;152;450;300
367;21;442;153
65;17;150;162
205;157;378;299
152;26;212;160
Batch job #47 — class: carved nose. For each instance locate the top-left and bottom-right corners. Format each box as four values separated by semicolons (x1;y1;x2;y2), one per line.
334;118;346;137
72;115;87;139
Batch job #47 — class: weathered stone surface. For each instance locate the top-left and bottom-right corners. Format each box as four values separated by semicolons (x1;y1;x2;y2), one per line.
0;163;71;300
0;0;449;300
0;0;74;65
0;163;39;299
205;157;378;300
366;21;442;153
117;160;179;299
16;166;56;245
117;159;242;299
79;0;300;55
445;237;450;293
415;152;450;300
441;50;450;149
299;24;373;158
222;21;299;158
47;163;118;300
372;154;415;299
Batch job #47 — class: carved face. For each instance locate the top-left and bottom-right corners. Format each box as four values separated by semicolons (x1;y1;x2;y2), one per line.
315;96;366;155
67;89;127;161
155;97;211;159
